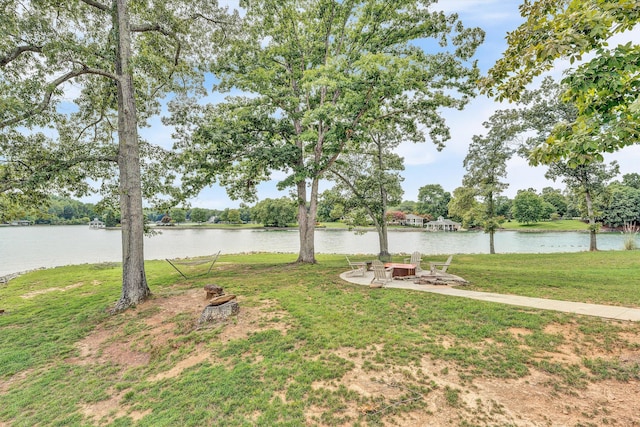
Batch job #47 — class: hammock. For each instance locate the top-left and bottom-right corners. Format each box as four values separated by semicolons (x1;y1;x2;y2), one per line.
165;251;220;279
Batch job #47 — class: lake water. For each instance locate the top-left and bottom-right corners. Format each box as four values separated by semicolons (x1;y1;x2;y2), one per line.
0;225;634;276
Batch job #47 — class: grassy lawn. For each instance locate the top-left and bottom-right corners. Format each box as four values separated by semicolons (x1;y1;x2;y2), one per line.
1;252;640;426
499;219;590;231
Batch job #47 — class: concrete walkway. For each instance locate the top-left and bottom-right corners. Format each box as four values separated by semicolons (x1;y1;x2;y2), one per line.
339;271;640;322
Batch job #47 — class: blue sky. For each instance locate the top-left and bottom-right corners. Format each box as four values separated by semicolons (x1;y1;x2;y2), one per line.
143;0;640;210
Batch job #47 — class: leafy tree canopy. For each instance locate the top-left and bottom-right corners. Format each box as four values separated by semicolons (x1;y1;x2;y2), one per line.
170;0;484;262
416;184;451;218
251;197;297;228
512;190;545;224
483;0;640;164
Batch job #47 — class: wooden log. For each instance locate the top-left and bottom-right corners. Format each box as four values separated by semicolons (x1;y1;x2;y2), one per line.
208;294;236;306
197;300;239;326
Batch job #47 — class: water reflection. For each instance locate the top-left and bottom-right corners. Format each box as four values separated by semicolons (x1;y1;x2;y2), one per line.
0;225;632;276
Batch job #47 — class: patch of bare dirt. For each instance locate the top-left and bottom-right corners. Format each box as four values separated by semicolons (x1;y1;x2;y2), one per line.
65;290;640;427
72;289;292;424
306;321;640;427
80;391;151;424
0;368;35;395
20;281;92;299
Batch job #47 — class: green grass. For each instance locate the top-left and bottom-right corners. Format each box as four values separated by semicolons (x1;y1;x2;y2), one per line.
500;219;590;231
1;252;640;426
455;251;640;305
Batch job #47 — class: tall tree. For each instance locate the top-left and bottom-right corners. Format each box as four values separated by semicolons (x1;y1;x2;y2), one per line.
330;127;404;261
484;77;619;251
546;161;619;250
482;0;640;163
447;186;480;229
1;1;232;310
172;0;484;263
512;190;545;225
416;184;451;219
541;187;568;218
599;183;640;228
622;173;640;190
463;119;515;253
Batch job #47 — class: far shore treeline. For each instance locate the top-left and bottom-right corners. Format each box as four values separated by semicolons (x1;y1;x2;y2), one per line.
5;174;640;231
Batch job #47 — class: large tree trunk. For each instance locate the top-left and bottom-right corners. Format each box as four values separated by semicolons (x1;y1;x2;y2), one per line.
489;230;495;254
377;221;391;262
585;190;598;252
296;179;317;263
112;0;150;311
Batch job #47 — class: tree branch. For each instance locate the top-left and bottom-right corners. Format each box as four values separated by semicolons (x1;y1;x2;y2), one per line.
131;23;172;36
1;66;118;129
190;13;229;26
0;154;117;194
0;45;43;67
78;0;110;12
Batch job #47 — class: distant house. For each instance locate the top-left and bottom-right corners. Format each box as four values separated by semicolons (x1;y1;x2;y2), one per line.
403;214;425;227
89;218;105;229
425;216;461;232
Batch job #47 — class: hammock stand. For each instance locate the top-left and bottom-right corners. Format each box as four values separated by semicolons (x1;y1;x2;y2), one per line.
165;251;220;279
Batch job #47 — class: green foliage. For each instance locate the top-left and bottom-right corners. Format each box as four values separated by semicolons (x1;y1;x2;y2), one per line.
447;187;480;228
227;209;241;224
622;173;640;190
330;126;405;256
416;184;451;218
171;0;484;261
600;184;640;228
512;190;546;224
188;207;210;223
1;0;231;208
104;209;119;228
251;197;297;227
483;0;640;163
393;200;418;213
169;208;187;223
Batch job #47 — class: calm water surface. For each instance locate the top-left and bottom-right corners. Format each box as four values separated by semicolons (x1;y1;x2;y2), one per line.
0;225;633;276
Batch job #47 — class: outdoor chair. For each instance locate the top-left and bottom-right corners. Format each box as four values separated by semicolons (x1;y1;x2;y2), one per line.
403;251;423;273
371;260;393;286
430;255;453;276
345;256;366;277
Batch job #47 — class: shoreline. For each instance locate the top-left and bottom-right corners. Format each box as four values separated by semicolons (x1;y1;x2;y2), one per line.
0;268;46;285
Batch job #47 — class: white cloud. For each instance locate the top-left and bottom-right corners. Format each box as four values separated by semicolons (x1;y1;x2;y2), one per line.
396;141;438;166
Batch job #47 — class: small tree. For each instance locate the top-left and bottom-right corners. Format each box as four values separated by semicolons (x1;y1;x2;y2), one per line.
546;162;618;250
512;191;545;224
330;127;405;261
463;122;515;253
